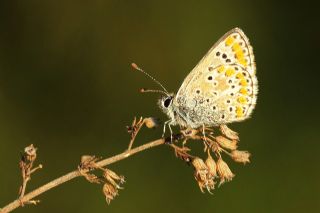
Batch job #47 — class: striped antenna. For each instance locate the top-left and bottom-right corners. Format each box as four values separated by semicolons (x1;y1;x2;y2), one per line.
139;88;168;95
131;63;169;95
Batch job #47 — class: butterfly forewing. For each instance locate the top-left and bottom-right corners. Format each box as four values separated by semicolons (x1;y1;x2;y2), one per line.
174;28;257;127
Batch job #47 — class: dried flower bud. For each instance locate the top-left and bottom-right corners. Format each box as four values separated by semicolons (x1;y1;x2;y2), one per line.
81;155;95;164
231;150;251;164
216;157;235;185
205;154;217;178
23;144;37;162
103;183;118;205
192;158;208;173
192;158;215;192
103;169;125;189
220;124;239;140
79;155;98;171
83;173;103;184
205;178;215;193
215;136;238;150
144;117;160;129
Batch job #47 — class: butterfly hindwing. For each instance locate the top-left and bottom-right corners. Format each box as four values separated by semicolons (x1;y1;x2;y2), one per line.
174;28;257;127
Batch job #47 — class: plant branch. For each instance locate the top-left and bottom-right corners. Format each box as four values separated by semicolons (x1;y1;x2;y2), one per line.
0;138;165;213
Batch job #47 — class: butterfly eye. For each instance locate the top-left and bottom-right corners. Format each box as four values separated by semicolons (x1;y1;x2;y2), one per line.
163;97;172;108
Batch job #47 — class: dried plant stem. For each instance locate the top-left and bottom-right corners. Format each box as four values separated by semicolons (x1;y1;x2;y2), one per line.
127;120;143;150
0;138;165;213
18;179;28;201
18;164;42;202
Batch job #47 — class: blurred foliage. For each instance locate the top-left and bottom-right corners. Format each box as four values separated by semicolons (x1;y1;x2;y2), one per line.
0;0;319;212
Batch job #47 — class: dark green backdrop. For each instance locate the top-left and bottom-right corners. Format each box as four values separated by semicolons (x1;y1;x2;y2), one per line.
0;0;319;213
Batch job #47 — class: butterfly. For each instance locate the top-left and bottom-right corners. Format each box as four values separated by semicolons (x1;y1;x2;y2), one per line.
133;27;257;136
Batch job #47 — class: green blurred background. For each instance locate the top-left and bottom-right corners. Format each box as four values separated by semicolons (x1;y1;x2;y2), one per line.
0;0;319;212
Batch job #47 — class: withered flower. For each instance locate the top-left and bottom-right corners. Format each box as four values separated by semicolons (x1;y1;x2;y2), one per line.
215;136;238;150
102;183;118;205
220;124;239;140
216;157;235;185
23;144;37;162
103;168;125;189
192;158;215;193
79;155;99;171
205;154;217;179
231;150;251;164
78;155;102;184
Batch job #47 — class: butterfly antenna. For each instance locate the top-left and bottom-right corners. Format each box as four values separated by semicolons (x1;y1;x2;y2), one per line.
131;63;169;95
139;88;168;95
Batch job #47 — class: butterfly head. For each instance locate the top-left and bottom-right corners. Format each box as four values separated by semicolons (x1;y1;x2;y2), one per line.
159;94;175;111
157;93;180;126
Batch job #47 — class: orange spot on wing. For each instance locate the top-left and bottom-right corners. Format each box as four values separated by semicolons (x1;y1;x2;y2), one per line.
240;87;248;95
217;65;225;73
225;68;235;77
235;50;244;59
236;72;245;79
225;36;234;46
239;58;248;67
236;106;244;118
232;43;241;52
237;96;247;104
240;79;248;86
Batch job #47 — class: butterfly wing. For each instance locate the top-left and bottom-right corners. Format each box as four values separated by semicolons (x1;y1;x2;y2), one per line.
174;28;257;127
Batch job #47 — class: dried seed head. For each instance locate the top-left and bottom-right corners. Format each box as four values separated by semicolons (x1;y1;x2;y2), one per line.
23;144;37;162
81;155;96;164
144;117;160;129
205;154;217;178
102;169;125;204
24;144;36;156
79;155;99;171
231;150;251;164
83;173;103;184
103;169;125;189
103;169;120;181
103;183;118;205
205;178;215;193
220;124;239;140
216;157;235;185
192;158;215;192
215;136;238;150
192;157;208;173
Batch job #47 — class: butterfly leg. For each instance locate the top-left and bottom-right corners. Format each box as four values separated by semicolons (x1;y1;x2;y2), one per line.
162;120;174;142
162;121;167;138
202;124;210;152
162;120;171;137
202;124;208;141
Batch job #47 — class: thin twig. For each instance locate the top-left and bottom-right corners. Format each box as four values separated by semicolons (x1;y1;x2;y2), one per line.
127;117;144;150
18;144;41;202
18;178;29;201
30;165;43;175
0;138;165;213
